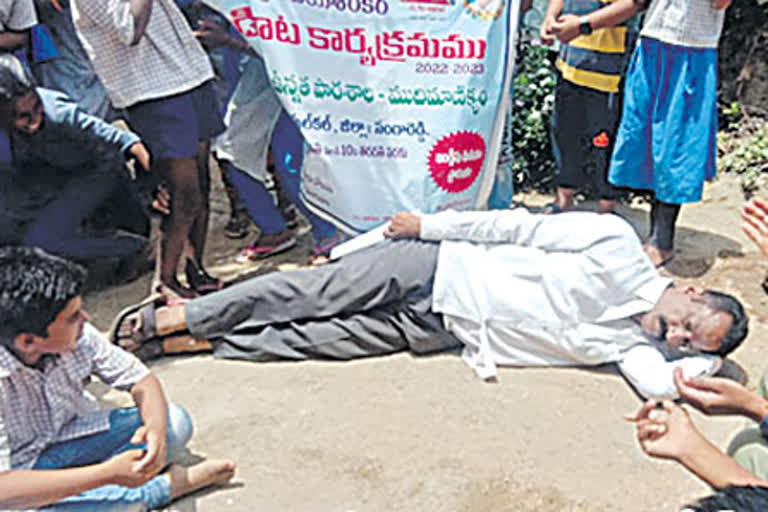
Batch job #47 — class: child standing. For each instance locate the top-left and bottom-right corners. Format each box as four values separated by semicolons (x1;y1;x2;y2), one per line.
608;0;732;266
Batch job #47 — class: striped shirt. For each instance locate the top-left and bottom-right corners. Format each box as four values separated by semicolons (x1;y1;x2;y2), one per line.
71;0;214;108
641;0;725;49
0;323;149;470
555;0;638;93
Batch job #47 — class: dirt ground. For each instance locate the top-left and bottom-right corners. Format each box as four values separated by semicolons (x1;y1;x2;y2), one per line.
84;170;768;512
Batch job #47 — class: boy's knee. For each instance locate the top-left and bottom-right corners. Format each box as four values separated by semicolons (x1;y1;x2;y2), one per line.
166;403;193;463
727;427;768;479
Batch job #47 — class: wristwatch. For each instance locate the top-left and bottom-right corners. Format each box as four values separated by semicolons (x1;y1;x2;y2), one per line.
579;15;593;35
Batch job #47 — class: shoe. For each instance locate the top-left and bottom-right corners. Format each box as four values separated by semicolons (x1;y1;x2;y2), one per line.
184;259;226;294
224;211;251;239
236;232;297;262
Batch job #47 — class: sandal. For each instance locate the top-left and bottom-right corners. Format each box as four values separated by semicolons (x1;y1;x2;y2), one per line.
108;295;165;351
185;259;225;294
236;232;297;262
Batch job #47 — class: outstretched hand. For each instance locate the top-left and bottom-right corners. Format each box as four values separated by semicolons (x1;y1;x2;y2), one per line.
384;212;421;239
674;367;768;421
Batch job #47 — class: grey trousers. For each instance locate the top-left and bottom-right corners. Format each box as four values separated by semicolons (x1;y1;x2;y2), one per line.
186;239;462;361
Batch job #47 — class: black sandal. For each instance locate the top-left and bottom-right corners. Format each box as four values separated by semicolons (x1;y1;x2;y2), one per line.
108;296;163;352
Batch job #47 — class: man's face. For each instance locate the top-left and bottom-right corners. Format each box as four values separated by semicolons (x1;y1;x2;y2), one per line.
642;287;732;354
35;296;89;355
12;91;43;135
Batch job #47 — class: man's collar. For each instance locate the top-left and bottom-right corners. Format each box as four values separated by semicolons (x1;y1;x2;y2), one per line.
637;277;674;306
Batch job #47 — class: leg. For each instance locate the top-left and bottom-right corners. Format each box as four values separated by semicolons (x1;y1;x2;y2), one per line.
35;405;203;512
113;239;440;350
189;139;212;266
727;427;768;481
156;156;203;297
34;404;193;470
22;168;145;260
186;239;440;339
645;199;679;266
225;161;296;259
549;78;587;213
212;286;461;361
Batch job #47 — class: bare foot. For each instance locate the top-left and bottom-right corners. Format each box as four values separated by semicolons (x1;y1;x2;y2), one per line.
169;460;236;500
643;244;674;267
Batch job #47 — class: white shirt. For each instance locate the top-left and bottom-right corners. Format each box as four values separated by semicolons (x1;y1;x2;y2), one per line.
0;0;37;32
640;0;725;49
71;0;214;108
421;209;720;398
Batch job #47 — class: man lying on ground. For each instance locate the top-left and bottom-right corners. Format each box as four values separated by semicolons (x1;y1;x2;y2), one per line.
0;247;235;511
626;198;768;494
113;208;747;398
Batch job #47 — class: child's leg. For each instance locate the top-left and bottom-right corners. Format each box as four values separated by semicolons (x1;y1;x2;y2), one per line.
34;405;195;511
34;404;193;470
22;167;145;261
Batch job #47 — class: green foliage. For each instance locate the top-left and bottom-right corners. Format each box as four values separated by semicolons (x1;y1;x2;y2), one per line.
719;100;743;132
512;41;556;192
719;126;768;194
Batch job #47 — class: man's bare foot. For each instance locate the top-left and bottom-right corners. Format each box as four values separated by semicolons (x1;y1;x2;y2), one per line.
643;244;674;267
169;460;236;500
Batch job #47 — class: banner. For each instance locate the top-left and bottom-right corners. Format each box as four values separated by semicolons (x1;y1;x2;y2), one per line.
206;0;520;233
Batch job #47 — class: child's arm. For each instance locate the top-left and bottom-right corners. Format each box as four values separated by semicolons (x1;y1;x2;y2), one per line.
0;449;152;509
129;374;170;475
550;0;640;44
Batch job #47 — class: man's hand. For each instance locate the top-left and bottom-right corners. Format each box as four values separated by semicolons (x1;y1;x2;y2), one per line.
384;212;421;239
743;198;768;258
539;14;557;46
130;425;167;475
128;142;151;173
674;367;768;421
711;0;731;9
550;14;582;44
626;400;704;462
101;449;156;487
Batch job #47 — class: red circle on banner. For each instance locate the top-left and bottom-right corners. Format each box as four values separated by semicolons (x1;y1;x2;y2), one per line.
427;131;487;193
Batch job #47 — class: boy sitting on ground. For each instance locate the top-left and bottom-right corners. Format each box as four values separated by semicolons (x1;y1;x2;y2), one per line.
0;246;235;511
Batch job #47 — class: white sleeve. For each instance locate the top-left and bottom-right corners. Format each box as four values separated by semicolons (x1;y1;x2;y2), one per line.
419;208;640;253
618;344;722;400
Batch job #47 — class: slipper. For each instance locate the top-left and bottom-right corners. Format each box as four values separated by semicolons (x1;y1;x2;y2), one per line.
236;235;297;262
540;202;563;215
107;295;165;351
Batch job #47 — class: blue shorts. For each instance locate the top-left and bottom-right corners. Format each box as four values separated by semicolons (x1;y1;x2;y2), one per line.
126;80;225;160
608;37;718;204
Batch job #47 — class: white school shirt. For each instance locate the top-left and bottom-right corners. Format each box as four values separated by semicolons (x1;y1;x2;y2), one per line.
71;0;213;108
0;0;36;32
640;0;725;49
421;209;720;398
0;323;149;470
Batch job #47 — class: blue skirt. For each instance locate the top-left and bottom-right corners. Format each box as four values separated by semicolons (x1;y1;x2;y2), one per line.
608;37;718;204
